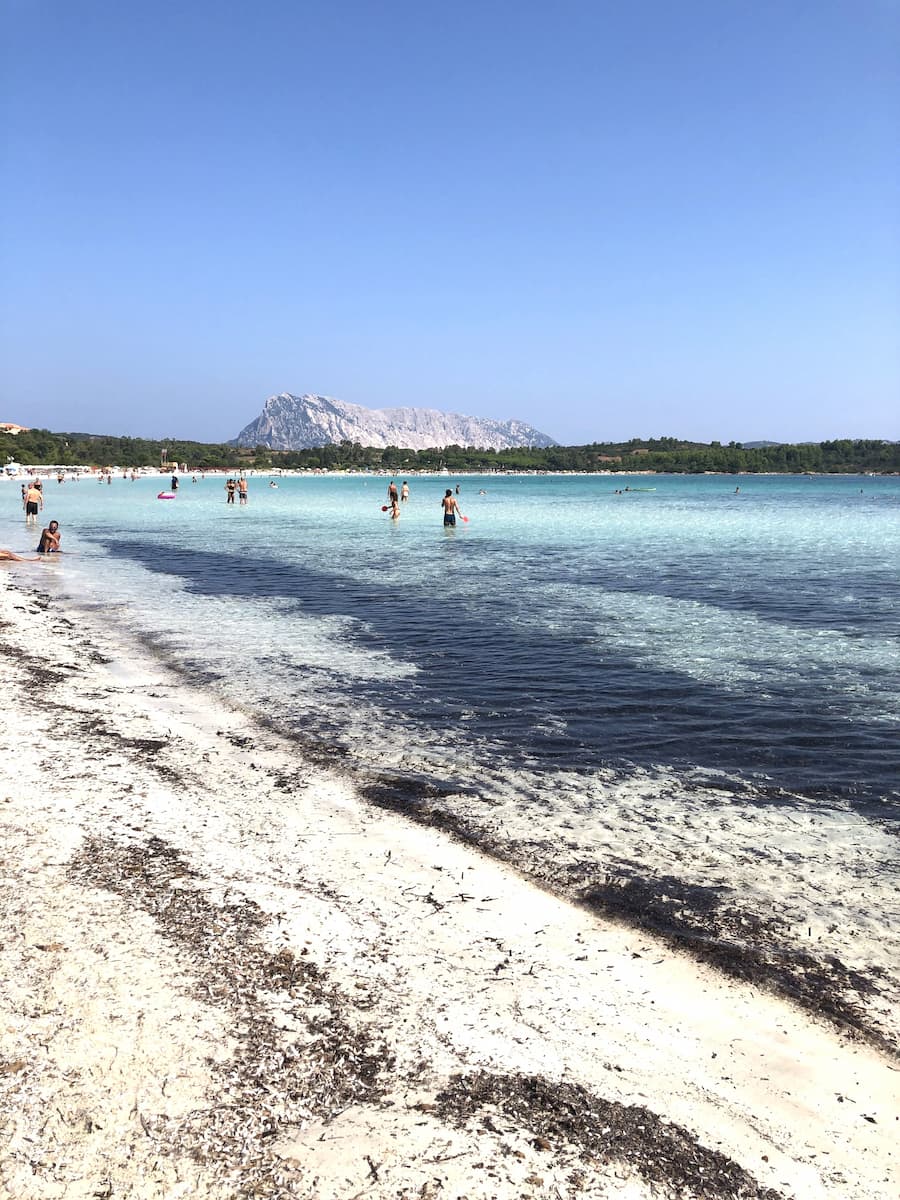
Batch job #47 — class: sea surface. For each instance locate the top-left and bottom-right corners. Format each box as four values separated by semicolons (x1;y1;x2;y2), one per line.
7;471;896;803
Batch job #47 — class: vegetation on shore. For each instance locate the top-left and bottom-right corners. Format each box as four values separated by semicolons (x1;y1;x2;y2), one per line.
3;428;898;474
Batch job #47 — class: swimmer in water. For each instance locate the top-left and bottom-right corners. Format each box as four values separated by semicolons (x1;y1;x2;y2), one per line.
441;489;464;527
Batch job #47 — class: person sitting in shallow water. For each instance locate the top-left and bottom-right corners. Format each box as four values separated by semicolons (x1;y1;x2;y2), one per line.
36;521;61;554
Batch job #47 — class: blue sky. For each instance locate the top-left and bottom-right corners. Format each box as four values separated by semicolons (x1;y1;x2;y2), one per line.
1;0;897;444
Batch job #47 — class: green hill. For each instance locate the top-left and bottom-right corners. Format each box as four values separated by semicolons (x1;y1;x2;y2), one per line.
2;428;898;475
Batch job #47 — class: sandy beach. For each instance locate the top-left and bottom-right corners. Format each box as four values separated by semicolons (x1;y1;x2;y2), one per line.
0;569;897;1200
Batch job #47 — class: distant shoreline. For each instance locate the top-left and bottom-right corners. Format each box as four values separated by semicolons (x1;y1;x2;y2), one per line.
2;467;898;481
3;428;898;478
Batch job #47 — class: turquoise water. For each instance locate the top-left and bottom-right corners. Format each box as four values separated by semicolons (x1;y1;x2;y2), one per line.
3;471;898;812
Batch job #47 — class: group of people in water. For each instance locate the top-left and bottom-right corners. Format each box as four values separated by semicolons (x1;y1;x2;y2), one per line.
224;477;249;504
384;479;410;519
384;479;468;526
2;472;477;563
0;479;62;562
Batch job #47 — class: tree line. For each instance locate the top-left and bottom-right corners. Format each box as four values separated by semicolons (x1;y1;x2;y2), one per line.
3;429;898;474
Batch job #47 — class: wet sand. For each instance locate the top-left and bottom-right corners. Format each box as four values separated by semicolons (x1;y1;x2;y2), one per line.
0;571;897;1199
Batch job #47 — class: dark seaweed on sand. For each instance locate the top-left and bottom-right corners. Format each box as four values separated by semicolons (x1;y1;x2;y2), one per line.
68;835;394;1200
67;836;790;1199
434;1071;786;1200
362;772;896;1057
579;872;894;1056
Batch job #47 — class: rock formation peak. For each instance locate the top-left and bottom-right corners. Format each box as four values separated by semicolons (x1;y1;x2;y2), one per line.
232;393;557;452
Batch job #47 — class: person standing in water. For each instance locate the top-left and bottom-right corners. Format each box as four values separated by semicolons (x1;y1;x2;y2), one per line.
23;483;43;525
238;477;248;504
441;489;464;527
400;481;410;503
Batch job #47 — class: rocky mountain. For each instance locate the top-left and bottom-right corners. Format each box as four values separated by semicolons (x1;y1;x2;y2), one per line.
232;393;557;451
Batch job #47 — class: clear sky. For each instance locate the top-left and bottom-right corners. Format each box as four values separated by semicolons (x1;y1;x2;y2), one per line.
1;0;897;445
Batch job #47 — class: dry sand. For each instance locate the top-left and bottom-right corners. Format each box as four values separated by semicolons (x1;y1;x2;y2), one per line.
0;570;897;1199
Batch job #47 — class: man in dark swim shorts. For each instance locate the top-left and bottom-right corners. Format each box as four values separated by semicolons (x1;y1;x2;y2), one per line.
36;520;61;553
441;489;463;526
23;483;43;524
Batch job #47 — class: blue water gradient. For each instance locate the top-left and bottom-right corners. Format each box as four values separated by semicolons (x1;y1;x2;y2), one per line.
4;471;898;811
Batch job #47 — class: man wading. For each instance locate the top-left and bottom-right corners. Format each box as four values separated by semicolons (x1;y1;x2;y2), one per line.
441;489;464;527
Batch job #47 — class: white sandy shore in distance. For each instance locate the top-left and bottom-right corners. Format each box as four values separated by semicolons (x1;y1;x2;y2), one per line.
0;569;897;1200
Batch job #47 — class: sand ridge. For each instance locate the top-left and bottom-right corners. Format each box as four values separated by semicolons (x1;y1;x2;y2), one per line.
0;571;897;1199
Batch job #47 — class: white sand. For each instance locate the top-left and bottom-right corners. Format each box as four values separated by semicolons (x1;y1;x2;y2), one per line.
0;569;897;1200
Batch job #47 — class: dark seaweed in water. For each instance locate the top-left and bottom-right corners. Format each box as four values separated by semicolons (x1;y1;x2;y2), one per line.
434;1071;786;1200
88;538;900;808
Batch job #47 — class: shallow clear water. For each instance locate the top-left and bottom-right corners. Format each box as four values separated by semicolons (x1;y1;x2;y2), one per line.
8;468;900;1036
4;471;898;814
